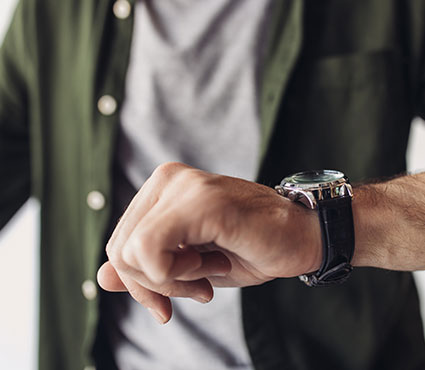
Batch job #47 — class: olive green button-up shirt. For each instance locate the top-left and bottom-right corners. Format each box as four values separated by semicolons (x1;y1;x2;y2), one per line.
1;1;425;370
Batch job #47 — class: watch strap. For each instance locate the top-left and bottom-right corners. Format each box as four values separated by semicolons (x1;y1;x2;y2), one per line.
300;195;355;287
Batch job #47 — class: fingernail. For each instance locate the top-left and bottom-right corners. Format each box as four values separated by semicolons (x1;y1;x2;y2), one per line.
148;308;166;324
193;295;211;304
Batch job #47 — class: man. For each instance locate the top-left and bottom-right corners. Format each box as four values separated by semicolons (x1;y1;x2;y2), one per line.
1;0;425;369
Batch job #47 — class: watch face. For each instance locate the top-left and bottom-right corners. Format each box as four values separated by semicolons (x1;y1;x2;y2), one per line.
283;170;345;185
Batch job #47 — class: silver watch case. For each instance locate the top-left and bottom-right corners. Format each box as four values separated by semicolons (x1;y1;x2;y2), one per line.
275;170;353;209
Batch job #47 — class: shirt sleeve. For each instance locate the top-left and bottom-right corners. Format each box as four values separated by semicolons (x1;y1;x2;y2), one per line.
0;0;32;230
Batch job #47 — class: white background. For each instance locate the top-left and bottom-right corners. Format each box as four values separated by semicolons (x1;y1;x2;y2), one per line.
1;1;425;369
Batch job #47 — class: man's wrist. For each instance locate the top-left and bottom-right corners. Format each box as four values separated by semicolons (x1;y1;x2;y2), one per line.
285;199;323;275
350;181;417;271
302;208;323;274
350;185;377;268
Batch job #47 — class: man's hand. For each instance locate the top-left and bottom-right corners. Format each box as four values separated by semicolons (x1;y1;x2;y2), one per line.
97;162;321;323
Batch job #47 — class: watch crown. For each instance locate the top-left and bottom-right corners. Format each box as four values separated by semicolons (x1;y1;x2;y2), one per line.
275;185;285;196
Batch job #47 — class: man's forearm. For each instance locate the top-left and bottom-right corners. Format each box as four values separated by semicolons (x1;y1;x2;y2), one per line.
352;172;425;271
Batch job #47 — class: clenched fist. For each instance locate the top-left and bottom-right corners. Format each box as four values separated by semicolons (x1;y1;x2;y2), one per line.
97;162;321;323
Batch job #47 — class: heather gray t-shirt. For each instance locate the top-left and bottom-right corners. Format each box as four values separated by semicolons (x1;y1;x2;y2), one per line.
105;1;273;369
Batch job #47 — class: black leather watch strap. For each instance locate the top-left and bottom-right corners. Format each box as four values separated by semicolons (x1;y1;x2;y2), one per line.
301;196;355;287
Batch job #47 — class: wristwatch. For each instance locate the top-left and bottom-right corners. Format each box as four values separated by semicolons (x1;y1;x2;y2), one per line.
275;170;355;287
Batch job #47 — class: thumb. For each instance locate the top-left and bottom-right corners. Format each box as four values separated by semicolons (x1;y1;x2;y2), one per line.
97;261;128;292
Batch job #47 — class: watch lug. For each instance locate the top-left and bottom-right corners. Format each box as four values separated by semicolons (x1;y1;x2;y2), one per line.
275;186;317;209
295;191;317;209
340;183;353;197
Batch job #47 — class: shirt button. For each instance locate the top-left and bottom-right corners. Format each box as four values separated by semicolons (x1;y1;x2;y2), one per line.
87;191;106;211
113;0;132;20
97;95;117;116
81;280;97;301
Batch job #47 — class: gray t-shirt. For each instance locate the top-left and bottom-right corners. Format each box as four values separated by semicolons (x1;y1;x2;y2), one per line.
105;1;273;369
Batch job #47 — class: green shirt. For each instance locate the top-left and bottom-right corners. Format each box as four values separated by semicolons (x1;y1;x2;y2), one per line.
1;1;425;369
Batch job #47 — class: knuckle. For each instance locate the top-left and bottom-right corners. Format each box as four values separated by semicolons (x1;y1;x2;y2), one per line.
152;162;184;180
121;233;151;269
128;232;170;284
149;269;169;286
121;241;136;267
106;244;121;266
105;242;114;260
